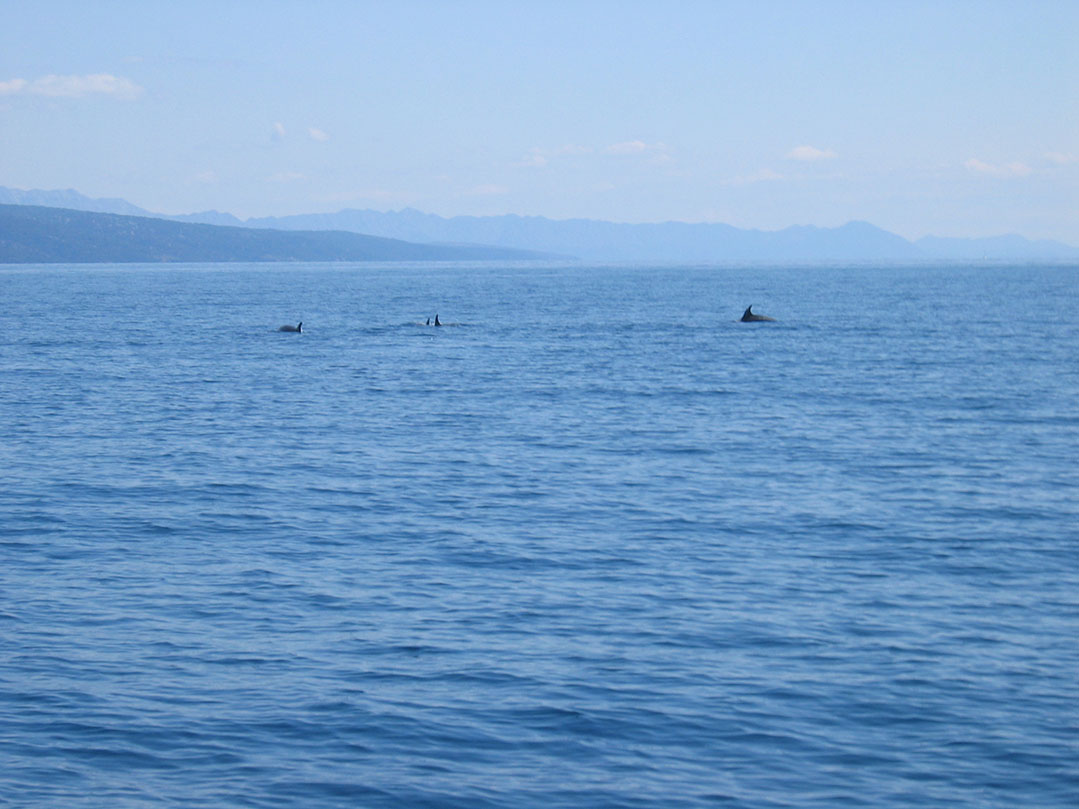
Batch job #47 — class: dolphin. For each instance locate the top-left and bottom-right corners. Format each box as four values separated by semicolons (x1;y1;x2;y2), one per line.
740;306;775;323
434;314;442;327
278;322;302;332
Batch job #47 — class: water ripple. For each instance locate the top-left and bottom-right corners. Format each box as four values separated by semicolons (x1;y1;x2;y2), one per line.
1;262;1077;808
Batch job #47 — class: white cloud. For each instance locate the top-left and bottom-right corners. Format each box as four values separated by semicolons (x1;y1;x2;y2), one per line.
605;141;672;165
785;145;837;161
0;78;28;95
517;149;548;168
516;143;592;168
308;127;329;142
607;140;649;155
193;170;218;184
964;158;1031;178
0;73;143;99
1045;152;1077;166
271;122;286;141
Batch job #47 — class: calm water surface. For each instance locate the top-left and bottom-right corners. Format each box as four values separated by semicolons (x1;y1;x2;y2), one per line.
1;262;1077;808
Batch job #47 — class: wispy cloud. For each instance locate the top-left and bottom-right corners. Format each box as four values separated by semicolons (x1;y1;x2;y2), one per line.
271;122;286;141
964;158;1031;178
606;139;669;155
785;145;837;162
516;144;592;168
605;140;672;164
308;127;329;142
0;73;143;99
193;170;218;184
1045;152;1077;166
518;151;549;168
606;140;649;155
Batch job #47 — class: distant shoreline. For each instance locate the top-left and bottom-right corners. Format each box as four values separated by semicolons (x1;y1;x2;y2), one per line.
0;204;558;265
2;197;1078;265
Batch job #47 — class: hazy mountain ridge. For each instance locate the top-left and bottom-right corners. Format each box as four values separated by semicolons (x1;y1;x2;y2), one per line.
238;211;922;262
0;205;553;264
239;210;1079;262
2;185;1077;262
0;186;151;217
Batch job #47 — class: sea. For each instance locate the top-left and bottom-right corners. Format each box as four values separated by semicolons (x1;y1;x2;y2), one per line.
1;261;1077;808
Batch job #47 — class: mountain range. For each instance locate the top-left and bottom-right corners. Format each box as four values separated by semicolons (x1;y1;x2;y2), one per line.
0;204;551;264
2;185;1077;263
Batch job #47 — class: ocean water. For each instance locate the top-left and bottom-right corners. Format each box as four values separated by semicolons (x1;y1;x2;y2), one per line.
1;261;1077;808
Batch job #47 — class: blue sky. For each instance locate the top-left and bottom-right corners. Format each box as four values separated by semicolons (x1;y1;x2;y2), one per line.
2;1;1077;241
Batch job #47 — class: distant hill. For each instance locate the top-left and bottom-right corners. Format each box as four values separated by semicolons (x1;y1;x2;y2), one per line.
2;185;1078;262
237;210;1079;262
0;205;555;264
0;186;151;217
205;209;919;261
239;211;924;262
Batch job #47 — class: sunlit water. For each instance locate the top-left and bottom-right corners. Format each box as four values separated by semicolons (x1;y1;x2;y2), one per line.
2;261;1077;808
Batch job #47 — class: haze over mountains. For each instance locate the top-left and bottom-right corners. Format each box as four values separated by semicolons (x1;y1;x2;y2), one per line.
2;185;1077;263
0;205;552;264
